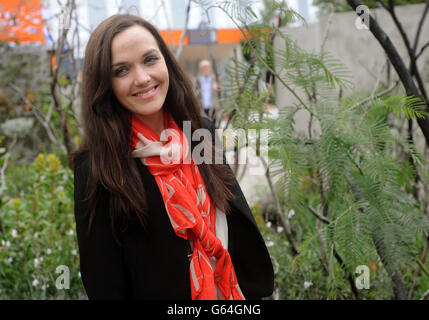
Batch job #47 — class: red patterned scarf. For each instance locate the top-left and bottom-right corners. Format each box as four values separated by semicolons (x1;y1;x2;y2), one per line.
130;109;244;300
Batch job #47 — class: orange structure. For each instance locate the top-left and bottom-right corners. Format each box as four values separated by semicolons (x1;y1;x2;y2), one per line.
159;28;245;46
0;0;45;44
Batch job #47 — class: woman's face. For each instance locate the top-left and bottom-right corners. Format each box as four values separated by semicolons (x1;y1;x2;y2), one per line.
111;25;169;122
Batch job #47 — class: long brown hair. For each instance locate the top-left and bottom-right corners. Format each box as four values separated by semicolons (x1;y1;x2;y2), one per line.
72;14;235;239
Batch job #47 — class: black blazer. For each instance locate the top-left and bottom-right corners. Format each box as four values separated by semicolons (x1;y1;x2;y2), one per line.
73;118;274;300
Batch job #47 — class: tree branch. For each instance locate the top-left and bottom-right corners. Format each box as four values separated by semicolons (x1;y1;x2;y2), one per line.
413;0;429;54
50;0;75;165
350;80;399;110
421;289;429;300
174;0;191;60
307;205;331;224
347;0;429;148
306;205;359;298
382;0;428;103
260;156;299;255
0;137;17;196
9;83;66;153
416;41;429;61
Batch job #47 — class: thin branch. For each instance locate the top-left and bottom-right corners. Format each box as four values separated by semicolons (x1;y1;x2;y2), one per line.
306;204;359;298
370;60;388;99
381;0;428;103
320;8;334;55
161;0;174;47
307;205;331;224
51;0;75;164
413;0;429;54
260;156;299;255
358;60;387;88
421;289;429;300
9;83;65;153
0;137;17;195
347;0;429;148
416;41;429;61
350;80;399;110
174;0;191;60
205;4;315;118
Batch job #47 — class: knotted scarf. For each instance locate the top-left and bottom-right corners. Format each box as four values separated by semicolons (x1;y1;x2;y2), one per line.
130;108;245;300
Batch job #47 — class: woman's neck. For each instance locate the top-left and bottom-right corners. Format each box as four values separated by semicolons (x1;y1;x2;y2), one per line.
136;109;164;137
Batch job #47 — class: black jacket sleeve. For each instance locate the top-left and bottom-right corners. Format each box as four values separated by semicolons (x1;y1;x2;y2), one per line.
73;150;132;299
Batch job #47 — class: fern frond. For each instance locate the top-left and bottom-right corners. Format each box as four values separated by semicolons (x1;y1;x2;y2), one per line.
384;95;428;120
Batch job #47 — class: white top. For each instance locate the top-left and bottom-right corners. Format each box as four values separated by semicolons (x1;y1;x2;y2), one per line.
215;207;228;249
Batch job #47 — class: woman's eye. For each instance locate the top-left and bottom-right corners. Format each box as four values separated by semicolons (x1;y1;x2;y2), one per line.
144;56;159;64
114;67;127;76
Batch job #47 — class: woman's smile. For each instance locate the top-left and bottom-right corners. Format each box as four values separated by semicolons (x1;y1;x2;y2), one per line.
132;84;159;100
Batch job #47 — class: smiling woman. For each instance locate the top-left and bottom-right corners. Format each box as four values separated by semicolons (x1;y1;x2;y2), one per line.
71;14;274;300
110;26;169;136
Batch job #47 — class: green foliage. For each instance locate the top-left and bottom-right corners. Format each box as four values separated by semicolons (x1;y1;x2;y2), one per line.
0;0;427;300
0;153;86;299
220;0;429;299
259;0;305;26
0;41;51;122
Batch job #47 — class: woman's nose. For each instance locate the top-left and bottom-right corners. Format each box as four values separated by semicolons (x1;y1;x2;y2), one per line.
134;66;150;86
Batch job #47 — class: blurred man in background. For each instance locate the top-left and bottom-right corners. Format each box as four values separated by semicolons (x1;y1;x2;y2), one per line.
194;59;218;120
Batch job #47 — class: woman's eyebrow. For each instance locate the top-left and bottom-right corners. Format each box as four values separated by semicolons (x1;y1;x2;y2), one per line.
111;49;159;68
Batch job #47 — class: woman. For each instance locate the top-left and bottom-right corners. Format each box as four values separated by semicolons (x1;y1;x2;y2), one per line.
73;14;274;300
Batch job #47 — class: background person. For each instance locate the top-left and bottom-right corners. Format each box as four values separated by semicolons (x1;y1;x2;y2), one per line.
195;59;218;120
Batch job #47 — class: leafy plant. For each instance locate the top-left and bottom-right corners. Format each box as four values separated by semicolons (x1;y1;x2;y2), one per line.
203;0;429;299
0;153;86;299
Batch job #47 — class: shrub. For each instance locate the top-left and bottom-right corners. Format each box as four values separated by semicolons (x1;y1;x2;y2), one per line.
0;153;86;299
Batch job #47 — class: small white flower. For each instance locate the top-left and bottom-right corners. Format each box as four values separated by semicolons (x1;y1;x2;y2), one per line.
288;209;295;219
78;272;81;278
34;258;40;268
68;229;74;236
266;241;274;247
46;248;52;255
304;281;313;289
58;246;62;251
71;249;77;256
5;240;11;247
32;279;39;287
7;257;13;264
11;229;18;238
266;221;272;228
34;232;39;239
41;285;46;291
276;226;284;233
